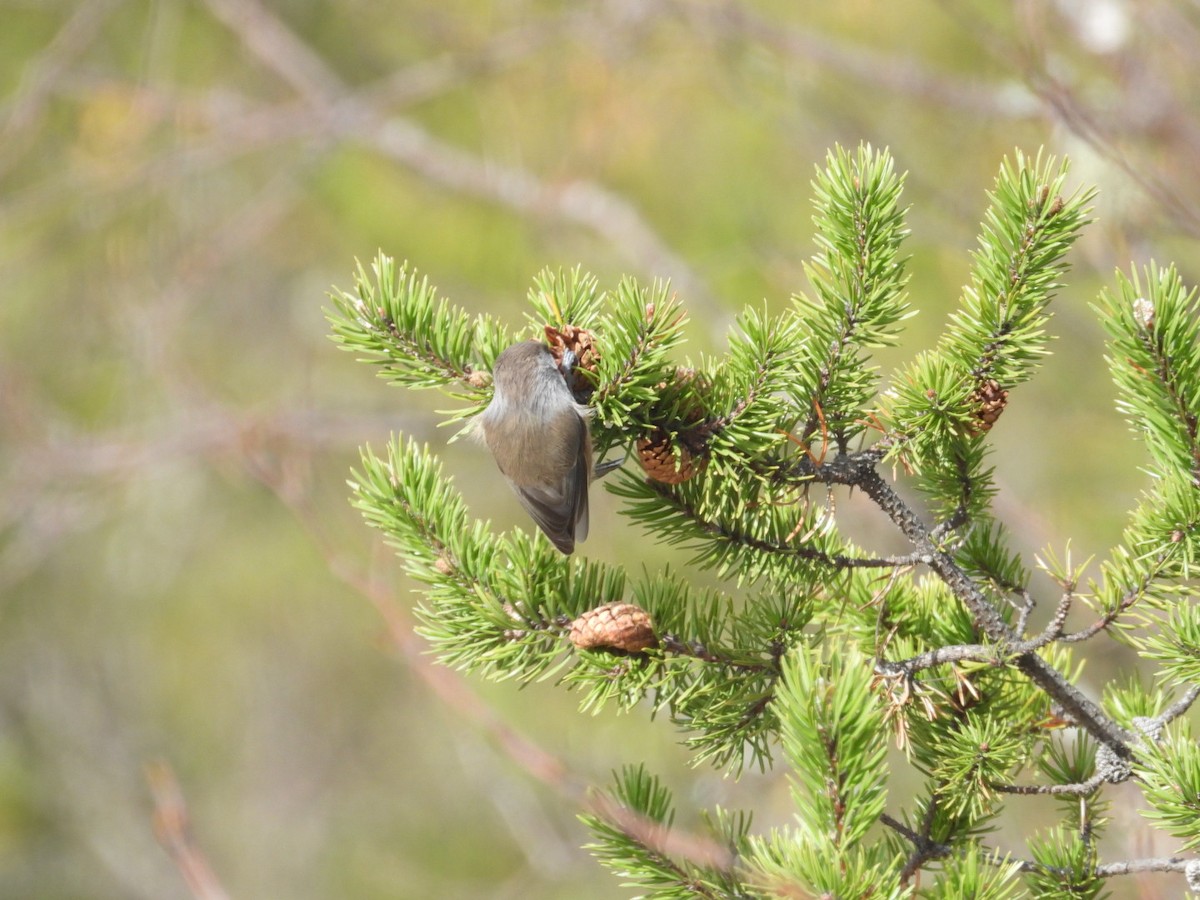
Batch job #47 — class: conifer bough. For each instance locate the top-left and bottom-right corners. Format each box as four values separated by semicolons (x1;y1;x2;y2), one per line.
328;144;1200;898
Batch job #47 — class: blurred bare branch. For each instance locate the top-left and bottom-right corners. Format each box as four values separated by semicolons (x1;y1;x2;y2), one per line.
0;0;125;172
0;2;720;311
199;0;720;311
665;0;1039;118
200;0;341;101
939;0;1200;241
0;406;409;591
148;761;231;900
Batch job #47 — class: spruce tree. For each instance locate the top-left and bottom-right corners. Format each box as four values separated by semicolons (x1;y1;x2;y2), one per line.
328;144;1200;898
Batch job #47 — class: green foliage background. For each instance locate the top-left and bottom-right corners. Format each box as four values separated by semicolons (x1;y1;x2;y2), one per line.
2;1;1198;897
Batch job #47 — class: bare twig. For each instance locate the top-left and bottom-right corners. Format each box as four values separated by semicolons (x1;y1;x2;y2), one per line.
1155;684;1200;729
992;774;1105;796
1014;588;1036;637
666;0;1035;119
875;643;1000;677
0;0;126;164
1094;856;1196;878
147;761;231;900
880;808;951;883
1014;590;1073;651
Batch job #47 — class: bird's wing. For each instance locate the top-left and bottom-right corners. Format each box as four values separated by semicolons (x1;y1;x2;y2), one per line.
509;412;590;554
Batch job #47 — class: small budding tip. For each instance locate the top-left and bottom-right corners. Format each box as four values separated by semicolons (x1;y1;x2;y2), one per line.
1132;297;1155;330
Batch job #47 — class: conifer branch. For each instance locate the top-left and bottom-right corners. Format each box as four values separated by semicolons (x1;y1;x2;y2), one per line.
928;451;978;537
1099;263;1200;480
1058;562;1160;642
588;278;689;428
870;473;1132;755
879;151;1093;497
805;451;1134;756
331;145;1200;894
327;254;504;416
792;144;911;450
657;635;778;675
638;477;925;571
582;767;754;899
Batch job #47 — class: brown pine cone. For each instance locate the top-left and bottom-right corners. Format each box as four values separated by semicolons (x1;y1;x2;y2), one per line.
637;428;703;484
568;602;658;653
545;324;599;399
968;379;1009;435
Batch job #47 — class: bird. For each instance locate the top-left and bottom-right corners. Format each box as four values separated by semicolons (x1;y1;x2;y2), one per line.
477;340;594;554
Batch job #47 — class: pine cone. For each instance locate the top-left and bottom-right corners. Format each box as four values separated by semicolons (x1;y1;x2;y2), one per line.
545;324;599;399
968;379;1009;435
637;428;703;484
568;602;658;653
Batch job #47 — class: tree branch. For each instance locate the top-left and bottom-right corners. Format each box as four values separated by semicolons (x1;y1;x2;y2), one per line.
875;643;999;677
991;774;1105;797
147;761;231;900
880;809;952;881
808;450;1135;757
645;479;927;571
1155;684;1200;729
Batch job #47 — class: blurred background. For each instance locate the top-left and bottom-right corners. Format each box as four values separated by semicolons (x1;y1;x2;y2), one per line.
2;0;1199;897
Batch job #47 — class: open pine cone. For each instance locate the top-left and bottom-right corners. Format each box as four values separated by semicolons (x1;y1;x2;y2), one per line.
545;324;599;400
968;378;1009;435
